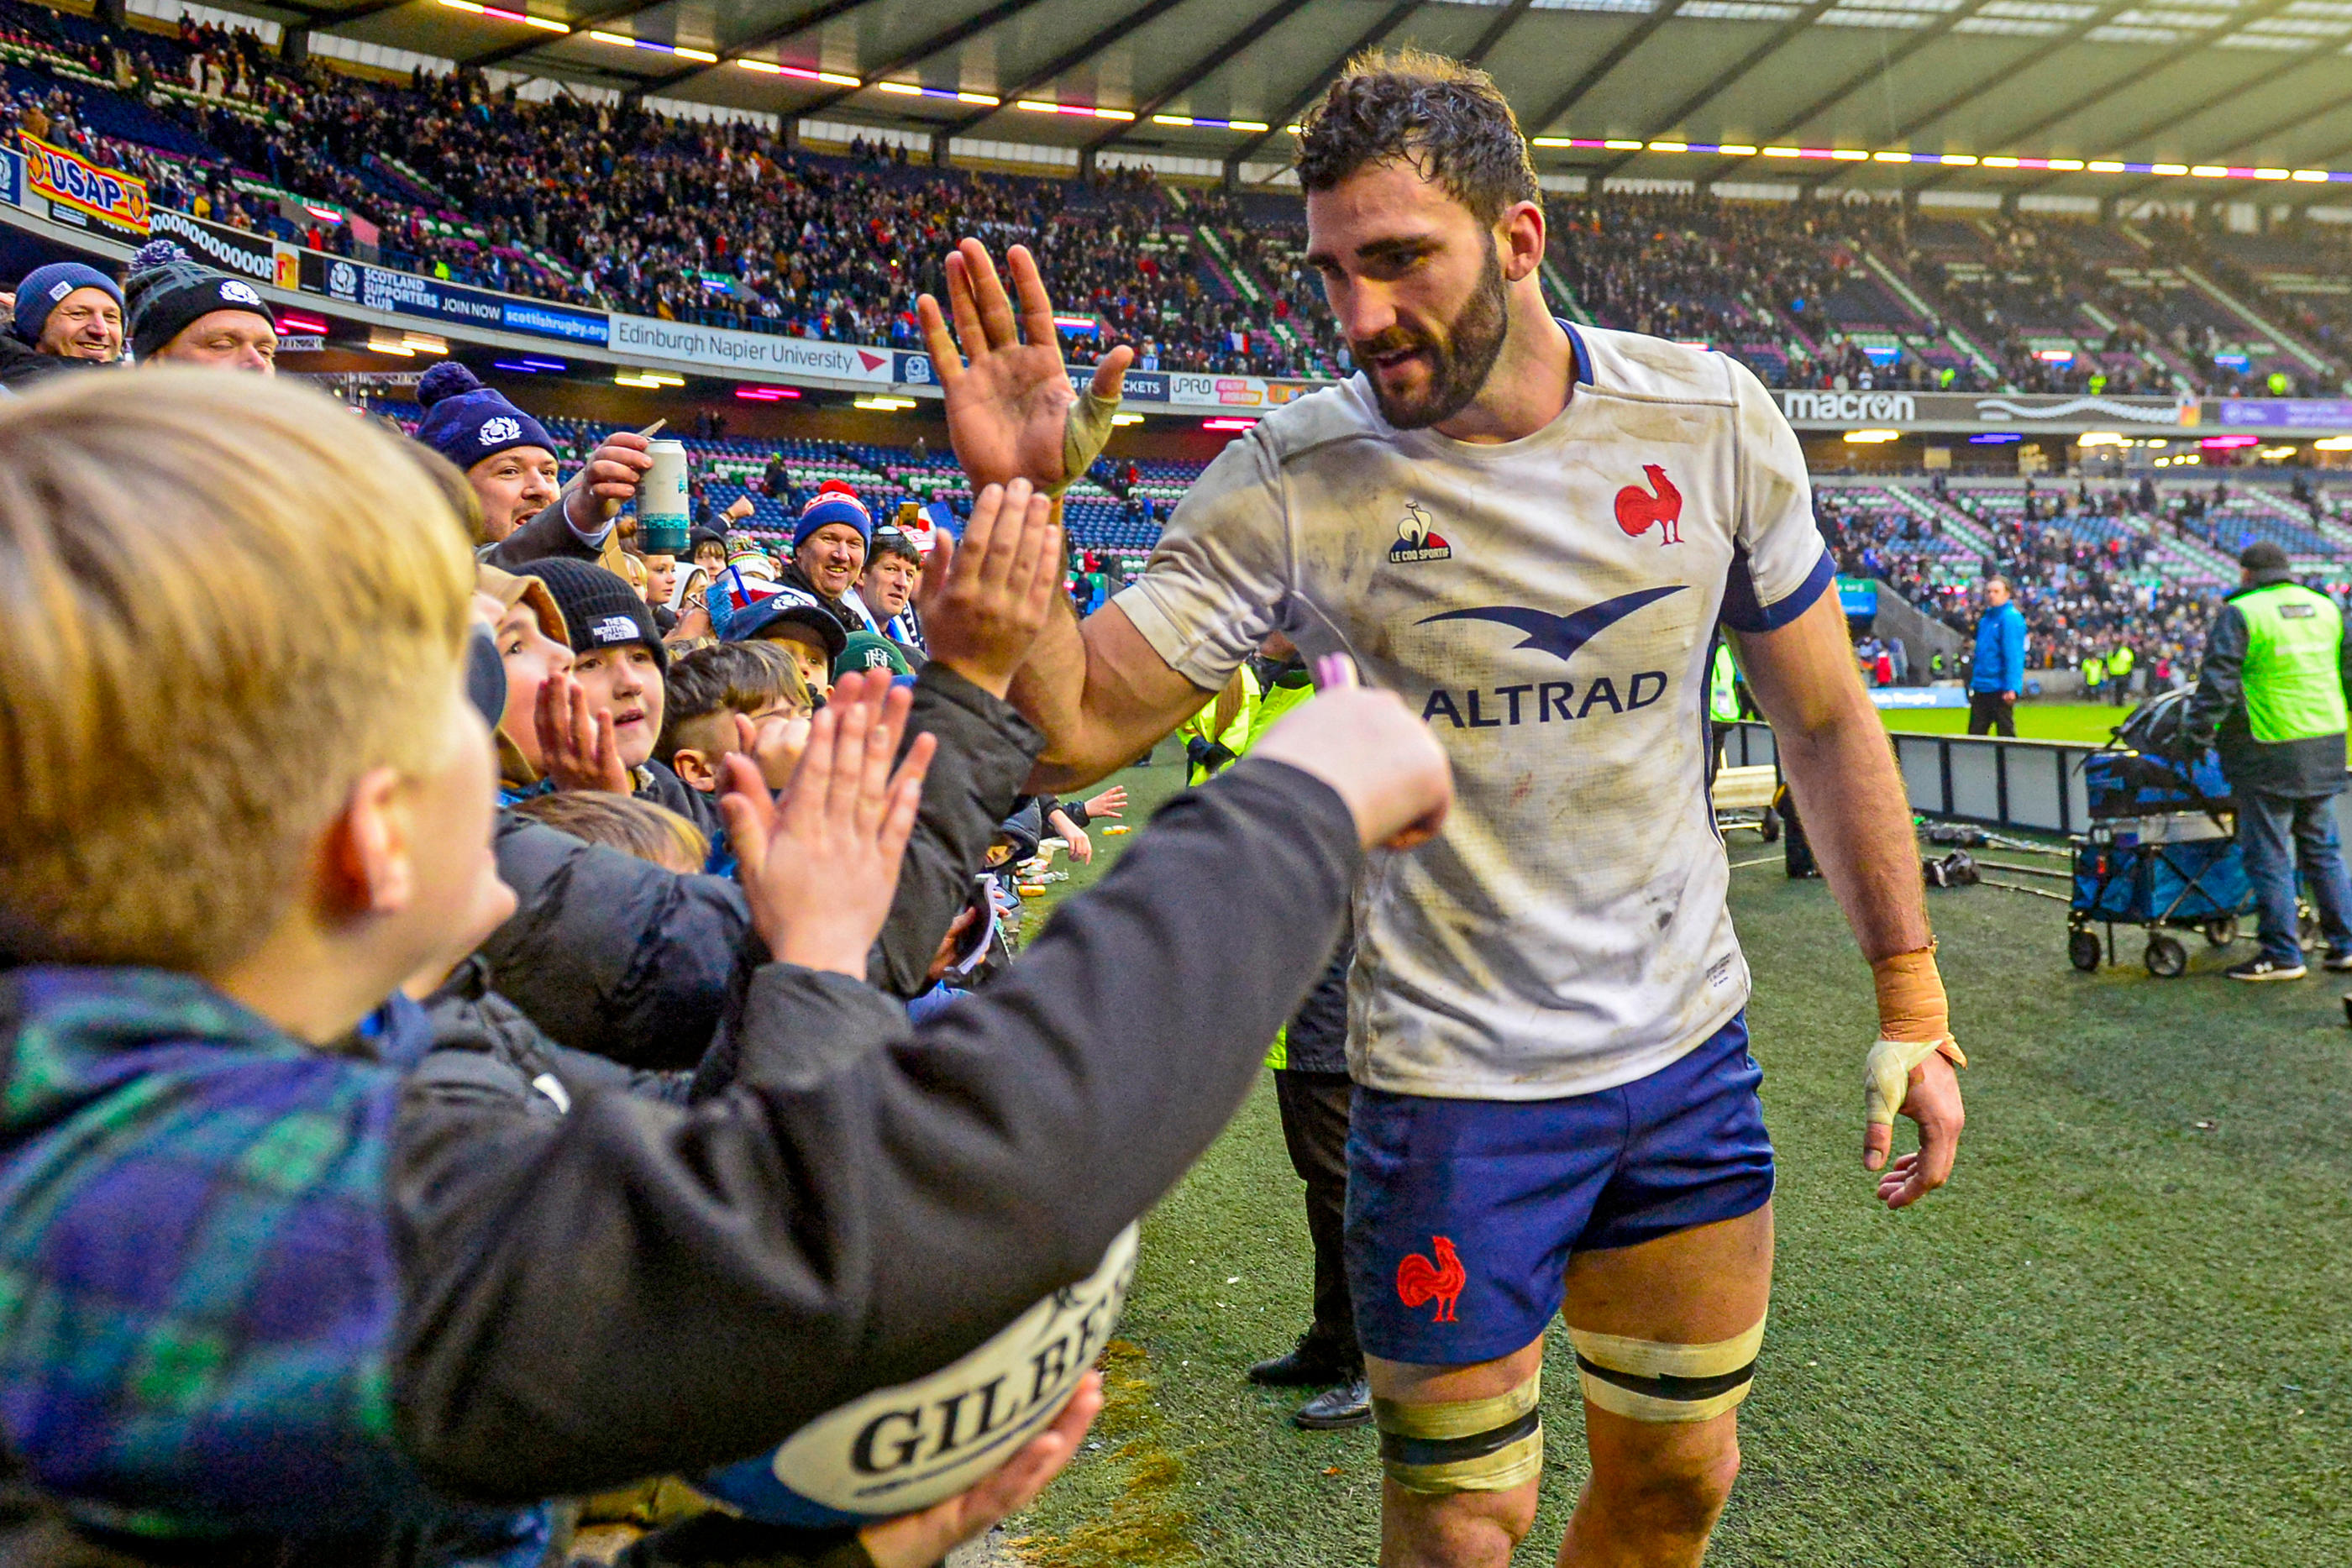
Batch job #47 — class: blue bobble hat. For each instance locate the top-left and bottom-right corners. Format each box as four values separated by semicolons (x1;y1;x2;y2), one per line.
792;480;872;553
412;362;556;473
13;261;122;346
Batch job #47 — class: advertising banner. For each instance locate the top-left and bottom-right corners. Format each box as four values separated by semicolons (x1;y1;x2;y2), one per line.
610;314;897;381
1168;371;1268;409
1775;389;2188;429
1870;687;1968;710
148;206;275;283
19;133;147;237
2213;399;2352;430
312;254;606;345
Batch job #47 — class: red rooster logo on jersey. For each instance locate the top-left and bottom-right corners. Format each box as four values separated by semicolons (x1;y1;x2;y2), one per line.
1396;1236;1466;1324
1614;464;1683;545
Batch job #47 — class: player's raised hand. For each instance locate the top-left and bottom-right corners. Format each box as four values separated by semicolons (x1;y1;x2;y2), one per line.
916;476;1064;698
1250;688;1453;852
919;239;1131;492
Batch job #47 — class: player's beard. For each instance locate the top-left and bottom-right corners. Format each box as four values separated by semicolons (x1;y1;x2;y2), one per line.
1352;239;1511;432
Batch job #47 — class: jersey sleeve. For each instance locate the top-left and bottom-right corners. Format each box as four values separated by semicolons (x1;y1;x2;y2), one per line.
1110;427;1289;691
1719;356;1834;633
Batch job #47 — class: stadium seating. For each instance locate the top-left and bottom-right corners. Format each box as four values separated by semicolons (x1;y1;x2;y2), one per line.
8;0;2350;400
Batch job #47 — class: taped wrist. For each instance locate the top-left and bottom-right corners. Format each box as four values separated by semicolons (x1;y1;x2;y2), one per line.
1867;943;1964;1129
1053;385;1121;497
1570;1319;1766;1424
1373;1371;1543;1494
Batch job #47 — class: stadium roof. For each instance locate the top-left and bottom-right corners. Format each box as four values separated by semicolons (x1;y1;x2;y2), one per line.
222;0;2352;202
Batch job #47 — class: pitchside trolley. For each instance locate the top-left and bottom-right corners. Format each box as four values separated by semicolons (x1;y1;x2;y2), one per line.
2067;697;2280;978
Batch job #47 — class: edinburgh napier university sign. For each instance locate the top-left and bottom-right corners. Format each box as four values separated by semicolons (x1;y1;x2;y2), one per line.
1774;389;2193;433
18;133;147;239
303;251;608;347
612;313;900;384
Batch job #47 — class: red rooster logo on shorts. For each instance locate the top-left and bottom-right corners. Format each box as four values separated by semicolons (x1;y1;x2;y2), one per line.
1614;464;1683;545
1396;1235;1466;1324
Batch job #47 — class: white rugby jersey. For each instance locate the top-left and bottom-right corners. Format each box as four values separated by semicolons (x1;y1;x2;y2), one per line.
1114;324;1830;1101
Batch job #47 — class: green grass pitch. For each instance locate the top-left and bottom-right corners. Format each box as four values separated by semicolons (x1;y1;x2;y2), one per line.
1877;700;2137;745
1000;749;2352;1566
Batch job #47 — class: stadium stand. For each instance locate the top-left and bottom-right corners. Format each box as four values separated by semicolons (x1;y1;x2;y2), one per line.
4;0;2349;400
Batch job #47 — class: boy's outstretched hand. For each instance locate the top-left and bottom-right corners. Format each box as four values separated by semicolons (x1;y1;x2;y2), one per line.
858;1373;1103;1568
533;671;632;794
1250;688;1454;852
917;239;1130;493
720;671;937;977
917;476;1064;698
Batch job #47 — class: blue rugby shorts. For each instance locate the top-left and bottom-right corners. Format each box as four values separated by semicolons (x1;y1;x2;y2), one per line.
1345;1011;1775;1367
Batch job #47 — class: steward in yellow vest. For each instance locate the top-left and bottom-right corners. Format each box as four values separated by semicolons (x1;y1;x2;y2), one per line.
2183;543;2352;978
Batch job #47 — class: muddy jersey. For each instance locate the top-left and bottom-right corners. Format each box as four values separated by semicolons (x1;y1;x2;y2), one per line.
1113;325;1830;1100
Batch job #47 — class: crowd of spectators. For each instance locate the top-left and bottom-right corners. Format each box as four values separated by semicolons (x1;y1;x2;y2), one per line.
0;170;1462;1564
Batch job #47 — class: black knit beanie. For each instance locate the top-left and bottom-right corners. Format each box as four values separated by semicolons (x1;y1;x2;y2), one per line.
123;240;274;360
516;559;669;674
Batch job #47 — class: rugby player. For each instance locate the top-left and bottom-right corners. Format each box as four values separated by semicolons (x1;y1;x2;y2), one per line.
919;50;1965;1568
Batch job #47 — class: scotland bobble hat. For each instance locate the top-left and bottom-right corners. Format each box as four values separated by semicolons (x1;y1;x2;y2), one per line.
412;362;556;473
123;240;275;359
727;583;849;659
12;261;122;345
517;558;668;674
791;480;873;553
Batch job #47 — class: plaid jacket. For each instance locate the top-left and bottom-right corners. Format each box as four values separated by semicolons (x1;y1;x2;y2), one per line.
0;965;533;1560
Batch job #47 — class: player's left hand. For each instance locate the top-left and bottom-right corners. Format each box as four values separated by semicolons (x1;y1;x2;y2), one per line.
1864;1046;1964;1209
918;239;1131;493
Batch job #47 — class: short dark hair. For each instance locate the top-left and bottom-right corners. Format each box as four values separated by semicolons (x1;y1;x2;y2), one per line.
656;642;805;763
1295;49;1541;228
869;525;921;565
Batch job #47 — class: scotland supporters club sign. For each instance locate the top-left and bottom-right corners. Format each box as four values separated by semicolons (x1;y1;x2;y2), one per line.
312;254;606;346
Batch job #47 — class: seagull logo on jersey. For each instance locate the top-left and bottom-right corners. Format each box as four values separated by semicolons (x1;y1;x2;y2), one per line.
1389;499;1452;564
1415;587;1687;729
1614;464;1683;545
1420;585;1686;664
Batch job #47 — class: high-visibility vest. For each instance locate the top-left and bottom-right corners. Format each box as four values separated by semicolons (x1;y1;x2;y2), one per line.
2108;645;2134;678
2083;655;2105;686
1709;642;1740;722
1177;663;1260;785
2236;581;2348;742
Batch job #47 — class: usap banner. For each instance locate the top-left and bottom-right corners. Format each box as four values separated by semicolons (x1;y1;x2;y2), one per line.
19;133;148;237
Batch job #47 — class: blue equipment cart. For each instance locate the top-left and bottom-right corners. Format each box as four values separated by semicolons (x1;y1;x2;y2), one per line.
2068;824;2255;977
2068;691;2260;978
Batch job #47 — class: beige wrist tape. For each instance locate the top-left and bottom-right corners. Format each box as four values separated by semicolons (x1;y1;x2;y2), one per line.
1053;385;1121;497
1866;942;1966;1130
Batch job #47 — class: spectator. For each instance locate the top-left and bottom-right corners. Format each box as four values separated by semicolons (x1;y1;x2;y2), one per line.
784;483;874;633
123;240;276;371
1969;577;2027;736
2;260;122;385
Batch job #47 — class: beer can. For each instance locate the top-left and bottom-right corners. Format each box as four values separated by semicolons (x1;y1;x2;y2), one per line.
638;438;690;555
